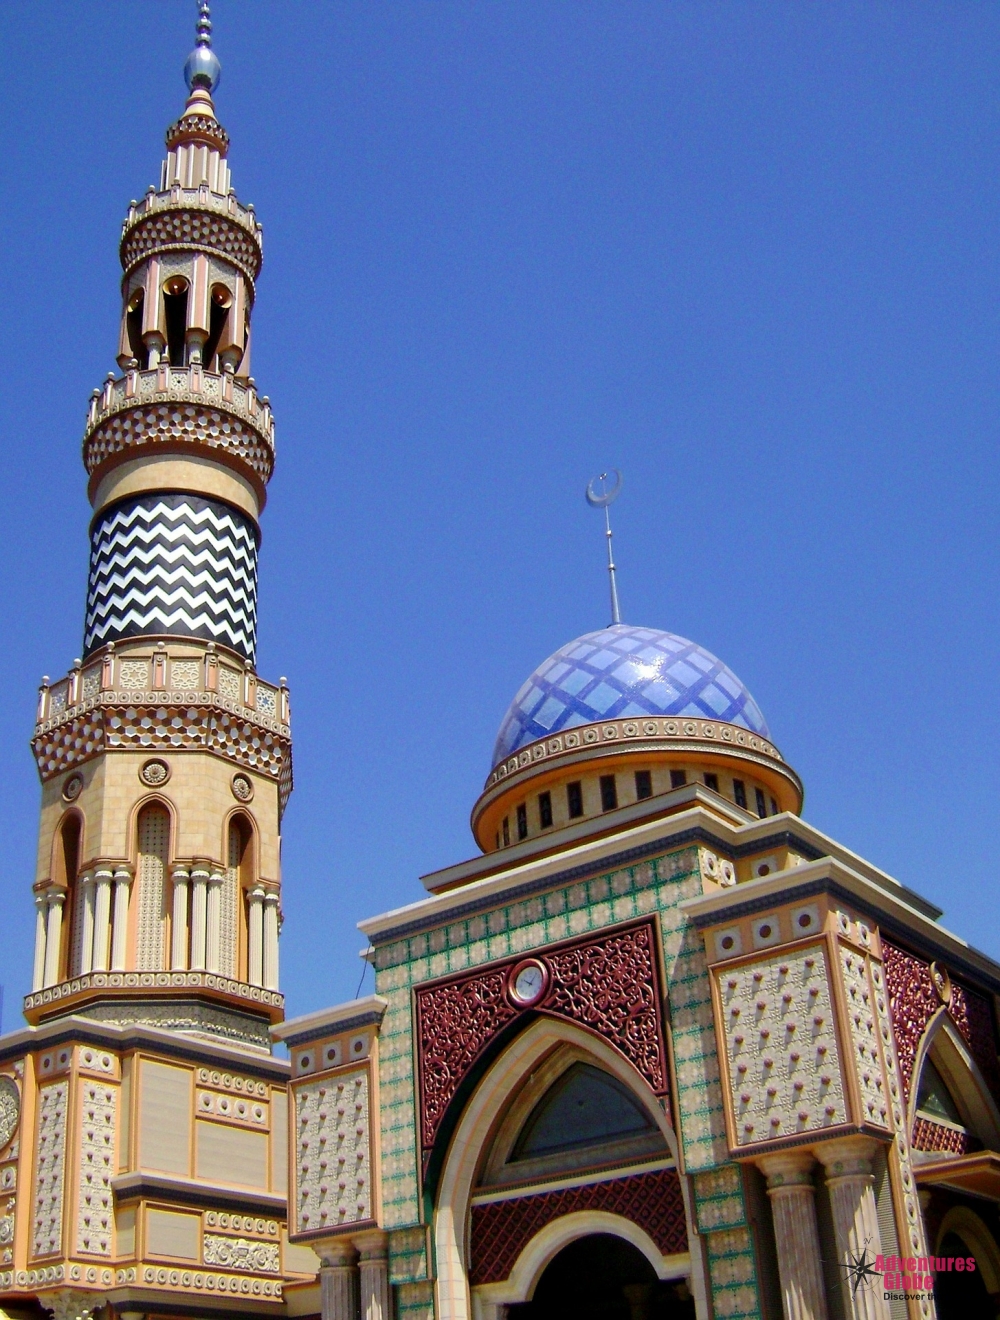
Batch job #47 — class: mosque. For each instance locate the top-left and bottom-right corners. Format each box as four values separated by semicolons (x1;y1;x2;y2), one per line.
3;9;1000;1320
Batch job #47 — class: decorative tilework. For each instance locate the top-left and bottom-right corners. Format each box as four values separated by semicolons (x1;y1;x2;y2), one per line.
493;624;769;766
704;1226;762;1320
388;1226;430;1285
692;1165;747;1233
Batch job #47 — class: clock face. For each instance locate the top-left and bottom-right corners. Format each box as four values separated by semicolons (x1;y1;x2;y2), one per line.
0;1077;19;1152
510;960;547;1006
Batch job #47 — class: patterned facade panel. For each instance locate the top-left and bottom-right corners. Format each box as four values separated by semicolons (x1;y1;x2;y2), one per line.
75;1080;116;1256
912;1116;971;1155
714;943;848;1150
414;919;668;1161
838;946;891;1130
84;493;259;661
32;1081;68;1258
292;1066;374;1237
882;940;1000;1103
469;1167;688;1284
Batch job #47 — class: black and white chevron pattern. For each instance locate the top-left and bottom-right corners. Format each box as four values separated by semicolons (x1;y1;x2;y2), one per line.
84;493;259;660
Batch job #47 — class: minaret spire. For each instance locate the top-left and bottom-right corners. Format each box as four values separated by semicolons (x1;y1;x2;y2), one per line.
586;470;624;625
184;0;221;93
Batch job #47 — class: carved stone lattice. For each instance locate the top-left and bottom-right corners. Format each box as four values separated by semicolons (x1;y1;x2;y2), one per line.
839;947;891;1130
76;1082;115;1256
415;919;668;1157
882;941;1000;1103
0;1077;20;1151
912;1117;971;1155
470;1167;687;1284
203;1234;280;1272
33;1082;68;1257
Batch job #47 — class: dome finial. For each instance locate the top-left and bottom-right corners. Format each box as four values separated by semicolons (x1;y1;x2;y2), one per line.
585;470;623;625
184;0;221;93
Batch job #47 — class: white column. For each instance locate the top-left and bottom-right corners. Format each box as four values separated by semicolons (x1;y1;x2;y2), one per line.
319;1241;359;1320
190;865;209;970
757;1151;829;1320
91;868;113;972
263;892;280;990
110;867;132;971
170;867;190;970
79;874;96;975
43;891;65;987
32;895;48;992
815;1138;888;1320
248;887;265;986
356;1231;390;1320
205;871;224;973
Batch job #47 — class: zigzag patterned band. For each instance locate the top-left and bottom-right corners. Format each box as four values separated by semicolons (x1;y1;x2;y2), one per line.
84;493;259;660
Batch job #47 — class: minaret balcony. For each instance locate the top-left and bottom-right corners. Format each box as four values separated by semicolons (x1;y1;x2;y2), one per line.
121;183;263;284
33;648;292;811
84;364;275;502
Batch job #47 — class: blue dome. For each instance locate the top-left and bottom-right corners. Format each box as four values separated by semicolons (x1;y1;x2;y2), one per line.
492;624;770;767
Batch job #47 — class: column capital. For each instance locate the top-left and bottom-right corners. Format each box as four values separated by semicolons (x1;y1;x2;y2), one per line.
80;871;96;889
249;885;266;900
208;870;225;887
813;1135;882;1178
756;1148;817;1191
316;1237;359;1268
191;862;212;881
93;866;114;883
171;865;191;882
35;893;49;911
263;891;280;907
352;1228;388;1261
113;865;133;882
47;889;67;908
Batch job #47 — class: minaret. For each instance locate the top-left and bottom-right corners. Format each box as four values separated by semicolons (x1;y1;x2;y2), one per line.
0;12;310;1319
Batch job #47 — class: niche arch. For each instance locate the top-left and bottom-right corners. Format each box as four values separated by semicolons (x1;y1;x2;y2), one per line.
909;1015;1000;1152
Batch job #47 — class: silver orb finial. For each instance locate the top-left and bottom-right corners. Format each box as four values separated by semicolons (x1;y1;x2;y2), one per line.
184;0;221;92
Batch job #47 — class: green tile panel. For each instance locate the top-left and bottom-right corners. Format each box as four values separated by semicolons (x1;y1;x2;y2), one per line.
704;1227;763;1320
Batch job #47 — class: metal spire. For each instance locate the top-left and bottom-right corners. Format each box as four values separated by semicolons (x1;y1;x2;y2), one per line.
184;0;221;93
585;470;623;625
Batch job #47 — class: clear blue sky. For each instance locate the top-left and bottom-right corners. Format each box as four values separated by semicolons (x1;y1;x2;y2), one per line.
1;3;997;1027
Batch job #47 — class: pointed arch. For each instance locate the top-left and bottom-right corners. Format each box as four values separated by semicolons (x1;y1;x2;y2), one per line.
432;1017;690;1320
910;1015;1000;1153
51;810;83;980
134;800;172;971
223;810;256;980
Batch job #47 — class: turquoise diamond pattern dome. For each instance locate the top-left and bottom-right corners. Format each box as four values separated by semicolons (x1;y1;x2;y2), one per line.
492;624;770;767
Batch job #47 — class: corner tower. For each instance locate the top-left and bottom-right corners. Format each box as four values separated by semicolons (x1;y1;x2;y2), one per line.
29;4;289;1035
0;13;309;1320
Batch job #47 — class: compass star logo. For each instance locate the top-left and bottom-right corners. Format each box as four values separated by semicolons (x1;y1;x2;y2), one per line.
838;1243;882;1297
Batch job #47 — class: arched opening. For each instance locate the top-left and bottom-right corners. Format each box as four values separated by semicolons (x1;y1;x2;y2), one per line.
226;814;253;980
203;283;232;371
53;814;81;980
508;1234;694;1320
135;803;170;971
933;1230;994;1319
912;1021;1000;1155
163;276;189;366
125;287;146;367
480;1053;669;1189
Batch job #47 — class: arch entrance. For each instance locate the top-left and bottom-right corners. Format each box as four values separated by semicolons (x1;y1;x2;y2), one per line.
507;1233;695;1320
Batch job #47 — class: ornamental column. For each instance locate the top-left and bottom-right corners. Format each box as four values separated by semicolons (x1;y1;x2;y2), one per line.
355;1230;390;1320
78;873;96;975
815;1137;888;1320
91;868;113;971
32;894;48;992
248;887;264;986
205;870;224;973
319;1240;359;1320
110;867;132;970
171;867;190;969
190;865;209;970
263;892;279;990
43;891;65;987
757;1151;829;1320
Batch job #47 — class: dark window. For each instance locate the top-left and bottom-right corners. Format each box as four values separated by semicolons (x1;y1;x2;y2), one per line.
703;773;719;792
125;289;145;367
510;1064;658;1162
600;775;618;812
916;1059;964;1126
755;788;766;818
770;797;778;816
538;791;553;829
634;770;652;800
516;803;528;841
567;782;584;818
502;816;510;846
733;779;747;809
163;277;189;366
670;769;687;789
203;284;232;369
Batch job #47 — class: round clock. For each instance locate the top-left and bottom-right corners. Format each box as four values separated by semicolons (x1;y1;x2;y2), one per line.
0;1077;20;1152
508;959;548;1008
